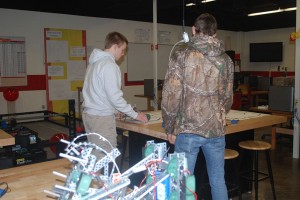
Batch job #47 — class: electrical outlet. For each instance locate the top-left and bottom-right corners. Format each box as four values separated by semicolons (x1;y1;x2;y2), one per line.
295;99;298;105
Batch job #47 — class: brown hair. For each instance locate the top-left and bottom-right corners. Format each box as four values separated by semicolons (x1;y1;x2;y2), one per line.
104;32;128;49
194;13;217;36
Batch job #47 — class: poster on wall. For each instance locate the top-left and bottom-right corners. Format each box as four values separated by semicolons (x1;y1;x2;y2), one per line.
0;36;27;86
44;28;87;117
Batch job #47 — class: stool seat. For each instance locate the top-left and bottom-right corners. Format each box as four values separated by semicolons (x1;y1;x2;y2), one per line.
123;130;129;137
239;140;271;151
225;149;239;160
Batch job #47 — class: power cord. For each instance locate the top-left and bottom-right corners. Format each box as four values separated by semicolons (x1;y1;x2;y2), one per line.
168;32;189;61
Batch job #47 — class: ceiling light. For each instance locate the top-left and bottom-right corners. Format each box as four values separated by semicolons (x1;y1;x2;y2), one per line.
186;0;215;7
186;3;196;7
248;7;297;16
201;0;216;3
284;7;297;11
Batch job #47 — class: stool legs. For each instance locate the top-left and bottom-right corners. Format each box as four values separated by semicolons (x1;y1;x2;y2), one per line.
265;150;276;200
254;151;259;200
231;158;242;200
249;150;276;200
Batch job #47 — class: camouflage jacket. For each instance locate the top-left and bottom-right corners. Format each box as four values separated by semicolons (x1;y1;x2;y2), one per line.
161;34;234;138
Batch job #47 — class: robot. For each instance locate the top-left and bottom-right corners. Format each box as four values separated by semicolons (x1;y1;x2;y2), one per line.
44;133;196;200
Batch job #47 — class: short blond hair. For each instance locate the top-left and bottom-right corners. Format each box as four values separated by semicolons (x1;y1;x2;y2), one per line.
104;32;128;49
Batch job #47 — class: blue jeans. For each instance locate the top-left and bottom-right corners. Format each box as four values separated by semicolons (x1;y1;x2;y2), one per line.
175;134;228;200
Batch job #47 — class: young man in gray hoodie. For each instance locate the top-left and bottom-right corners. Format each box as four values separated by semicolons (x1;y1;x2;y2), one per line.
82;32;148;156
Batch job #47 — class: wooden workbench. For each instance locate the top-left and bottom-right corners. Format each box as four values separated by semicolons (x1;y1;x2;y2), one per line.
249;106;293;118
0;129;15;147
116;110;287;141
0;159;71;199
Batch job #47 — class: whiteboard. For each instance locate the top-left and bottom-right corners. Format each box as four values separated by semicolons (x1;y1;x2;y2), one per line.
127;43;174;81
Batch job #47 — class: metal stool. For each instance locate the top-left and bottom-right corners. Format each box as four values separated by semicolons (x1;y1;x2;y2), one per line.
238;140;276;200
224;149;242;200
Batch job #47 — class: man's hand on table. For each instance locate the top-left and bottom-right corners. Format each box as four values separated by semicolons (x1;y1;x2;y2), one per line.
136;112;149;123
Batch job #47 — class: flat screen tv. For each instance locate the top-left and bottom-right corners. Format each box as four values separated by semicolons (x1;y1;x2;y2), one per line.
250;42;283;62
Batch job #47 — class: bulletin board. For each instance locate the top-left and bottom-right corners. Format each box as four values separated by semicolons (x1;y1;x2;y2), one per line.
127;43;177;81
0;36;27;86
44;28;87;116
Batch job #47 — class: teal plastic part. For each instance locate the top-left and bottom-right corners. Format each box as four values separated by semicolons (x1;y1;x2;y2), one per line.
167;157;178;179
185;175;196;200
71;170;81;183
146;175;152;184
77;173;92;196
168;191;179;200
143;143;154;158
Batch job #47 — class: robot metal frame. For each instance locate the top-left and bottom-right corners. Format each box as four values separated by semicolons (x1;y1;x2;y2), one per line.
44;133;196;200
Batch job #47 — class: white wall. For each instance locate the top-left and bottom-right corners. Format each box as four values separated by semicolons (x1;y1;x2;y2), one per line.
0;8;296;114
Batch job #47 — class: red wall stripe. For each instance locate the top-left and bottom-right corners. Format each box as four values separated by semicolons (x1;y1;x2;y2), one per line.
244;71;295;77
82;30;87;61
124;73;144;86
124;71;296;86
0;75;46;92
0;71;295;92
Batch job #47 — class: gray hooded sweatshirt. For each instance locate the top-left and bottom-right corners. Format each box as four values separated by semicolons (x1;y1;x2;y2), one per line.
82;48;137;119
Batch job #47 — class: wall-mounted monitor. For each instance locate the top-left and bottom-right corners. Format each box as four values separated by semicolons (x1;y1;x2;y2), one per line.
250;42;283;62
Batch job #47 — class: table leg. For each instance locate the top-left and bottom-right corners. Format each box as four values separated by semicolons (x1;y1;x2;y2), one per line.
271;126;276;150
147;98;152;111
255;95;259;106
